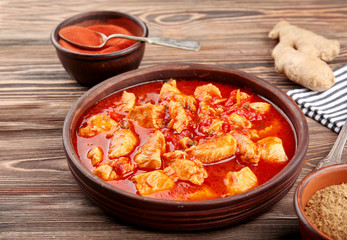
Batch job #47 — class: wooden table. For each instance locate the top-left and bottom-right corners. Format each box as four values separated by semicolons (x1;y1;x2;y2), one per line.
1;0;346;239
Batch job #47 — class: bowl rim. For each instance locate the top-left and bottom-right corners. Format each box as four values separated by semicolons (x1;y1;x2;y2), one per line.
63;63;309;208
294;163;347;239
51;10;148;58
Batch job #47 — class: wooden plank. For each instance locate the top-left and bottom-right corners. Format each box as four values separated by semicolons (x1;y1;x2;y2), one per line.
1;0;346;239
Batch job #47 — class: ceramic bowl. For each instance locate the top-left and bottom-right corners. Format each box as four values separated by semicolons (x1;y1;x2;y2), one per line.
294;163;347;239
63;63;309;230
51;11;148;87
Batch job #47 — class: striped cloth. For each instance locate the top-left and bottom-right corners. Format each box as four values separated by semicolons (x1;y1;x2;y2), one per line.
287;64;347;133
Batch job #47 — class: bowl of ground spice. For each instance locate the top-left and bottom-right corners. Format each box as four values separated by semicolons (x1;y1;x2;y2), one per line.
294;163;347;240
63;63;309;230
51;11;148;86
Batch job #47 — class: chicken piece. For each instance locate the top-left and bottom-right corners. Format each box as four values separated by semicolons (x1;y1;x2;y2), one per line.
198;102;224;135
108;129;138;159
111;157;135;176
163;151;208;185
249;102;271;114
105;124;121;138
93;164;117;181
232;132;260;164
225;167;258;196
179;137;197;149
194;83;222;102
200;118;224;136
246;118;283;141
226;89;251;106
235;90;250;103
163;150;187;161
159;79;180;97
227;113;252;129
93;157;135;181
127;103;165;129
164;159;207;185
246;126;273;140
168;101;189;133
188;186;218;200
78;114;118;137
257;137;288;163
159;79;197;112
185;133;237;164
199;102;218;117
118;91;136;112
134;130;165;169
87;146;103;166
132;170;175;196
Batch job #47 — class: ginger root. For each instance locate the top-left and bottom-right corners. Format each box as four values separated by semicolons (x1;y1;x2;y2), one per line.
269;21;340;91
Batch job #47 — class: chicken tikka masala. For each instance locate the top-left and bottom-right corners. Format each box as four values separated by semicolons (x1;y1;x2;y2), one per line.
74;79;296;200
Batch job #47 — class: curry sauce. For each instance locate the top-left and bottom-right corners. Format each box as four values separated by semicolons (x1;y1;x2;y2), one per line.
73;79;296;200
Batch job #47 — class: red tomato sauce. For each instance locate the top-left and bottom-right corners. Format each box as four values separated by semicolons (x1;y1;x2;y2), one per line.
73;80;296;201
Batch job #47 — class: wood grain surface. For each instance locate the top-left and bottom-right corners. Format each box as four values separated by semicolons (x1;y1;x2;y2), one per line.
1;0;346;239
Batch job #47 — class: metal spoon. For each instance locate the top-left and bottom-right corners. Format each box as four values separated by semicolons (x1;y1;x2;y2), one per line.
315;122;347;170
59;31;201;51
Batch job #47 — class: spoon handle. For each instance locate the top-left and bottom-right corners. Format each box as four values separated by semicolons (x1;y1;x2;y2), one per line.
315;121;347;170
107;34;201;51
145;37;201;51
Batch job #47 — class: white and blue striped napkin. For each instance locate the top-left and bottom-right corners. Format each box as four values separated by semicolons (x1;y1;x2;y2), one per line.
287;65;347;133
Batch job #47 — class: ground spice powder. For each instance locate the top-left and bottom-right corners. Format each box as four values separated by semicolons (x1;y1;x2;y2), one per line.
304;183;347;240
58;24;136;54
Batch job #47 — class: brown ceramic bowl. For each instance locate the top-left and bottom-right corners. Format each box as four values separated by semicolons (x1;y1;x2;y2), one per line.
294;163;347;239
51;11;148;86
63;63;309;230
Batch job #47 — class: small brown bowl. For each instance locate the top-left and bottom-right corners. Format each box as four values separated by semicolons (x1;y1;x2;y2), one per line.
63;63;309;230
51;11;148;87
294;163;347;240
